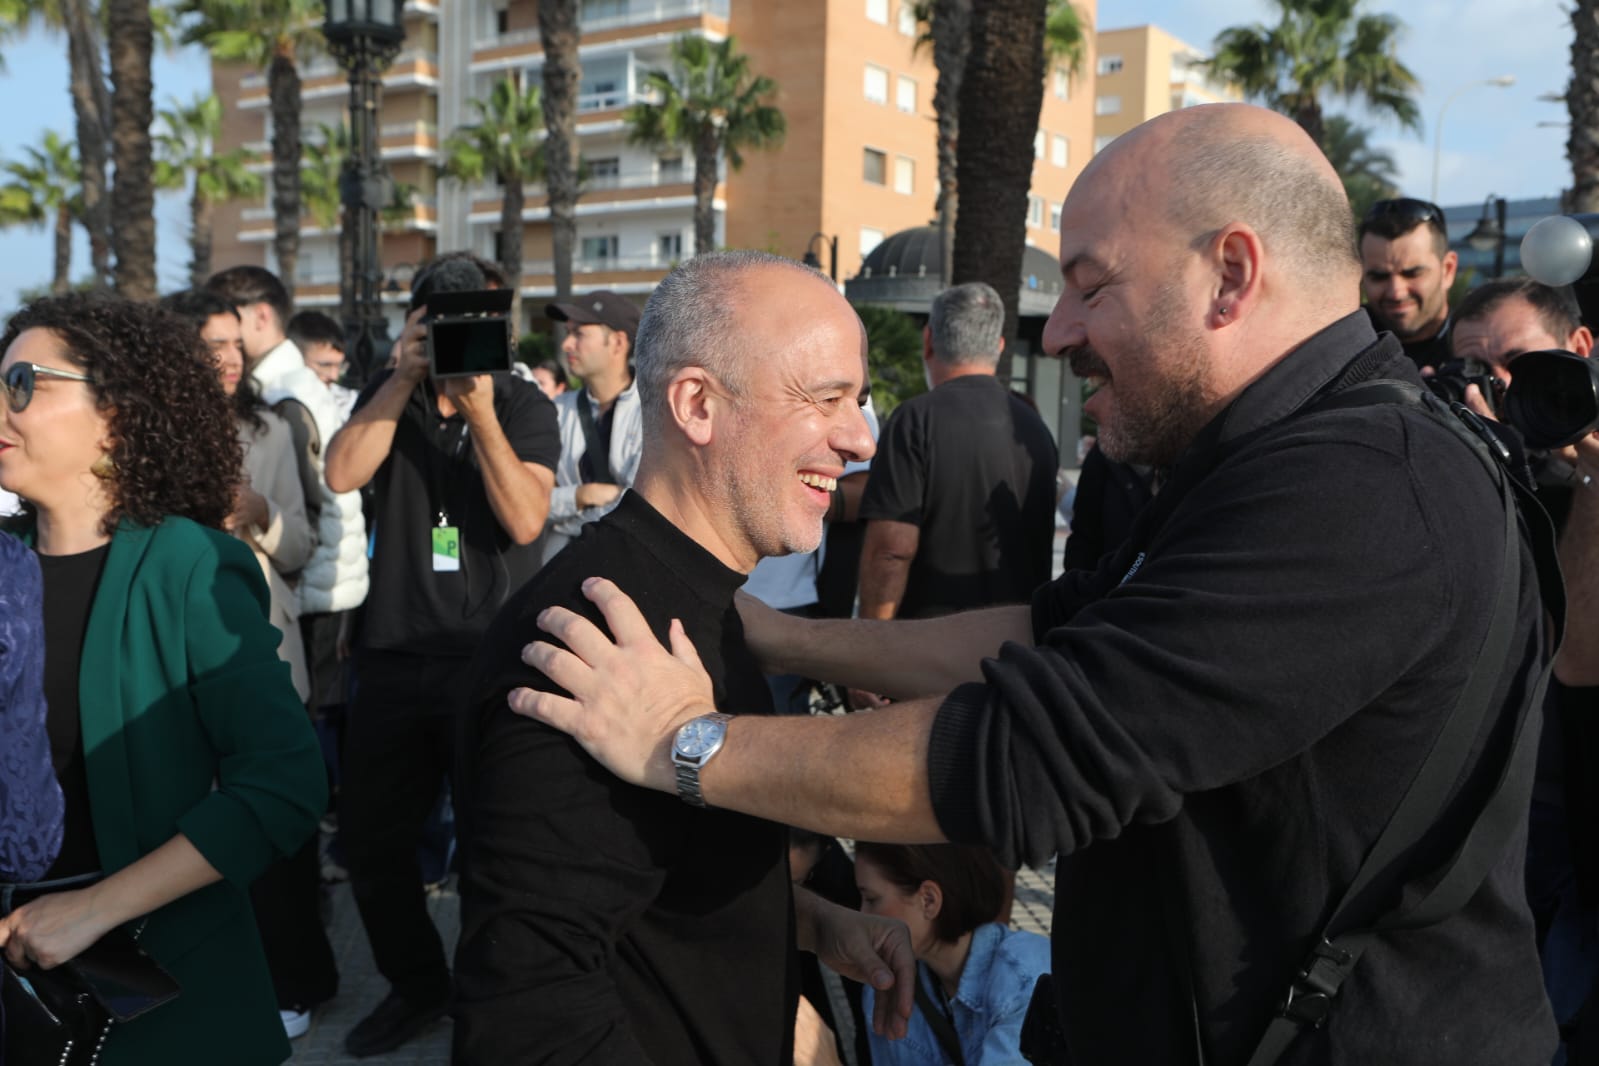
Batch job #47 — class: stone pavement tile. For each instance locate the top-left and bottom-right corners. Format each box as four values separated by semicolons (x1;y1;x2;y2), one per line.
290;880;457;1065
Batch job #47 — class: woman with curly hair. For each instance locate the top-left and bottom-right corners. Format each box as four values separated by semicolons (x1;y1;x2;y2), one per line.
0;292;327;1065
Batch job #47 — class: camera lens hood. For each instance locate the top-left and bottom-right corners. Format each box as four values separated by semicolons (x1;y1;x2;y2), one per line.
1503;349;1599;450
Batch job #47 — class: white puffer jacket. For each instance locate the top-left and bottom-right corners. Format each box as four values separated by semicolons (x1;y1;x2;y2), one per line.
252;339;370;614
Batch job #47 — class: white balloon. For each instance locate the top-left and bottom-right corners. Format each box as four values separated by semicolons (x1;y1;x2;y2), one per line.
1520;215;1594;287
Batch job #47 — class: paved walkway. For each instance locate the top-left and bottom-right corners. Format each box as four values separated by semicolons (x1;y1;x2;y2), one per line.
289;859;1055;1064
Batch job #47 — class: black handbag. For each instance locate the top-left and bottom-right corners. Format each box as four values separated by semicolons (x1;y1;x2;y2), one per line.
2;924;180;1066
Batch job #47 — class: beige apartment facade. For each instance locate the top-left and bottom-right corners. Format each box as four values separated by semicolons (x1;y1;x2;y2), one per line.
209;0;1097;330
1092;24;1240;154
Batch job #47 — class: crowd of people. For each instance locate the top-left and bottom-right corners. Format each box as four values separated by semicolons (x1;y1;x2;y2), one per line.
0;99;1596;1066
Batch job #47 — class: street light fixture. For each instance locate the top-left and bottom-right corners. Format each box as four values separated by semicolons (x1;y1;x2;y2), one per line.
802;232;839;283
1465;194;1509;279
1431;75;1515;204
323;0;407;384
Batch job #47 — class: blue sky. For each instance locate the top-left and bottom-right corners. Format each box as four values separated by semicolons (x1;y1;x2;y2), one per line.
0;1;1574;308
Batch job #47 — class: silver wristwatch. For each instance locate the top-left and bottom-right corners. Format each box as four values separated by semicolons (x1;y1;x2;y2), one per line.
670;713;734;807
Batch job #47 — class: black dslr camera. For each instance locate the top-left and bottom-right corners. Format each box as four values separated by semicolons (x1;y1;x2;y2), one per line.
1428;350;1599;450
424;287;515;378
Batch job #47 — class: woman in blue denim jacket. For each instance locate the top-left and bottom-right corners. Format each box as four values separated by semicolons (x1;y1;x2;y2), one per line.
0;531;64;882
857;843;1050;1066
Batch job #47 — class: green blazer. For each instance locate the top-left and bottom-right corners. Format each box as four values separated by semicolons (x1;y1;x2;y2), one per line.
24;516;328;1066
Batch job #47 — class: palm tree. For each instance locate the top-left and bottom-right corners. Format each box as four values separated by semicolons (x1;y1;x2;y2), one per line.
912;0;970;286
1043;0;1089;79
107;0;155;299
626;34;785;255
538;0;580;304
441;76;544;325
1201;0;1421;150
181;0;326;289
1569;0;1599;211
1320;114;1398;220
1;131;82;293
155;94;264;285
0;0;113;284
952;0;1047;359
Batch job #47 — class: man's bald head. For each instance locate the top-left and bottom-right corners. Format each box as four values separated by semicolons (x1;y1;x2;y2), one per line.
1089;104;1360;297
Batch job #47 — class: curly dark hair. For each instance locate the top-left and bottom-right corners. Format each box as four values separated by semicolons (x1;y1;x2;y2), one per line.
1;292;242;533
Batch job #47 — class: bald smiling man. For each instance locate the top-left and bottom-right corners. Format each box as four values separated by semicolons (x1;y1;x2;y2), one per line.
510;105;1559;1064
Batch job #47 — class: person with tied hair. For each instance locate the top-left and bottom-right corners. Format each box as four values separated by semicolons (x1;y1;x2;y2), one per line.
0;293;326;1064
853;842;1049;1066
506;103;1562;1063
162;287;339;1040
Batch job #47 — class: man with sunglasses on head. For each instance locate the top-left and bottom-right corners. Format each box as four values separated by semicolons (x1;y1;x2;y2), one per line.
1360;197;1458;371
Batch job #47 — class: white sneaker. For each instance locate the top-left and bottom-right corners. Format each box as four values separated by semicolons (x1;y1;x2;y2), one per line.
281;1007;312;1039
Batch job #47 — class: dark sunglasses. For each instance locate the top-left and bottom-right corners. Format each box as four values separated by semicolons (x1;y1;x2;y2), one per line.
1365;197;1445;228
4;361;93;413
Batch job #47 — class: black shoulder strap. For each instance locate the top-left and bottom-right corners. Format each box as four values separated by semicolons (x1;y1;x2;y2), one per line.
574;388;613;485
1241;380;1564;1066
914;966;966;1066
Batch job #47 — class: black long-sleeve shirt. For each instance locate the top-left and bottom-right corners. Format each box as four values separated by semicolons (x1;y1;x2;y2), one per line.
454;491;797;1066
928;312;1557;1064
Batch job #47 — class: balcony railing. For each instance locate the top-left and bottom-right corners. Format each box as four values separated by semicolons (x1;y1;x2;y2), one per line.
521;252;677;274
473;0;728;51
242;50;438;91
467;166;694;203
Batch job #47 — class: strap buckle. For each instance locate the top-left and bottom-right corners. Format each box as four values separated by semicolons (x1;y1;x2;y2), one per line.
1278;940;1352;1029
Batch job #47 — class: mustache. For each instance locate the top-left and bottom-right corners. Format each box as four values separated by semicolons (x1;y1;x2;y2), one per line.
1067;346;1110;380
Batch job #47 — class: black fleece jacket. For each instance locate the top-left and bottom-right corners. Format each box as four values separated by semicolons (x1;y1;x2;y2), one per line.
928;311;1557;1065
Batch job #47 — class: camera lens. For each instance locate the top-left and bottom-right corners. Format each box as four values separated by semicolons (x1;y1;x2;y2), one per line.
1503;349;1599;449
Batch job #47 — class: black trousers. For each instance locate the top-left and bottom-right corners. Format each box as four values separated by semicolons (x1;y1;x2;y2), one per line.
341;648;465;1003
250;831;338;1008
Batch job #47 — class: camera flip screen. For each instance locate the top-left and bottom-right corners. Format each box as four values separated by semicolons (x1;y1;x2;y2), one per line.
428;317;513;378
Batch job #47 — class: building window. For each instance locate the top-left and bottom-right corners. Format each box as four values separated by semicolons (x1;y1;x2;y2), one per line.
896;75;916;113
864;64;889;105
861;227;885;258
580;235;619;261
1049;202;1062;230
1053;67;1070;100
658;156;684;182
1034;130;1045;159
1095;95;1121;116
1027;195;1044;228
1051;135;1068;168
1097;54;1123;76
587;156;620;180
1094;134;1116;153
495;7;509;35
863;147;886;185
897;2;916;35
866;0;888;24
659;232;683;262
894;155;914;195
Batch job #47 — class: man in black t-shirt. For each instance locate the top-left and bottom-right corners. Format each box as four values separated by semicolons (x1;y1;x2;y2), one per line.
453;251;913;1065
858;281;1058;621
322;254;559;1057
1359;197;1456;371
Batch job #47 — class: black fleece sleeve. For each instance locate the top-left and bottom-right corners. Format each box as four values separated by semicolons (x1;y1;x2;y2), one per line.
928;417;1484;870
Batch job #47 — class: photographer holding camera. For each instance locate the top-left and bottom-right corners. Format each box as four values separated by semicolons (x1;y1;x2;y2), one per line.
1448;278;1599;1060
322;253;560;1057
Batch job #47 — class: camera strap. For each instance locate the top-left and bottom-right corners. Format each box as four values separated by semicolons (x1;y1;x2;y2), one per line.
1237;380;1564;1066
575;388;614;485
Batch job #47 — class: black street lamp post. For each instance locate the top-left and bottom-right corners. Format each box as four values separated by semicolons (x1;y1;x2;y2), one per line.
323;0;406;384
1465;194;1509;280
802;232;839;282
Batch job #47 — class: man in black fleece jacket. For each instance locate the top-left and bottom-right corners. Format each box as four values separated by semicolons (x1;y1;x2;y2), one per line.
508;104;1558;1064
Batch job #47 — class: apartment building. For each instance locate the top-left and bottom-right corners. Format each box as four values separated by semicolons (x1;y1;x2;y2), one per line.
209;0;1097;330
1092;24;1240;154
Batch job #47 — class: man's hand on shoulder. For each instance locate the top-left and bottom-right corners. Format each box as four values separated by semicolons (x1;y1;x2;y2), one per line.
508;577;716;792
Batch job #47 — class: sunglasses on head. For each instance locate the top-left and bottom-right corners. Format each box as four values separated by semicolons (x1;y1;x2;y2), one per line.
3;361;93;413
1365;198;1444;228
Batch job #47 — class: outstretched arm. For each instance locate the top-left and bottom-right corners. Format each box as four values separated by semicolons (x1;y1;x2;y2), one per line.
510;578;951;842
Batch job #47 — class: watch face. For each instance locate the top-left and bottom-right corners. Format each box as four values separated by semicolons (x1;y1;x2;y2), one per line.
676;717;725;758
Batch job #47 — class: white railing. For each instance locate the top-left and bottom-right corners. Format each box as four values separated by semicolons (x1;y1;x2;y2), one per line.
520;252;676;274
241;50;438;92
381;120;439;138
472;0;728;51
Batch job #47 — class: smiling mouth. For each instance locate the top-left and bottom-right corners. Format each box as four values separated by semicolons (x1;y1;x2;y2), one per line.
798;472;837;492
1068;348;1111;391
